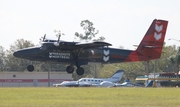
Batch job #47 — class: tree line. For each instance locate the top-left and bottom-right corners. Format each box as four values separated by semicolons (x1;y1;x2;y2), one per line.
0;20;179;81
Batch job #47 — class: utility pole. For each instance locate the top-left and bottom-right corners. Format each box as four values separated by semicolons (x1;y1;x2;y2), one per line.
153;60;157;87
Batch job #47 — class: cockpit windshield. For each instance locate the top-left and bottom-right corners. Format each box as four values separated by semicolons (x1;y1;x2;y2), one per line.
78;79;83;82
44;39;58;42
36;39;57;47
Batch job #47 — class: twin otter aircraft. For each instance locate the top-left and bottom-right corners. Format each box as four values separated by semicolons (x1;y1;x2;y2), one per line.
13;19;168;75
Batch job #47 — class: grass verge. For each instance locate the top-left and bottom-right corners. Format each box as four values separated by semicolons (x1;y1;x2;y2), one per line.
0;87;180;107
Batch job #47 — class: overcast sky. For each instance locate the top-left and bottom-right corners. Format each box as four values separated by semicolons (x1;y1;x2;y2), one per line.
1;0;180;50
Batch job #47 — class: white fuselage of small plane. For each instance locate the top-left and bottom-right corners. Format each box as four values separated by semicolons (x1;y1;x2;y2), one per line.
53;70;124;87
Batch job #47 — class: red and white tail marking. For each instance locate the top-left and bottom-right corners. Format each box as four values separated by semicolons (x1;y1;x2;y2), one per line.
125;19;168;62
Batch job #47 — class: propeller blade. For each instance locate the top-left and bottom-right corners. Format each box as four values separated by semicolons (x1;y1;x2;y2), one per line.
57;33;61;42
43;34;46;41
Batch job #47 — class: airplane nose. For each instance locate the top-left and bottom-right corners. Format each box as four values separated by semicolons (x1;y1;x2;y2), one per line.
13;51;22;58
13;47;39;59
13;49;28;58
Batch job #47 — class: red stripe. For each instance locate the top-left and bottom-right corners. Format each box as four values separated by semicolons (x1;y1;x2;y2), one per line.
0;79;72;83
38;79;72;82
0;79;33;83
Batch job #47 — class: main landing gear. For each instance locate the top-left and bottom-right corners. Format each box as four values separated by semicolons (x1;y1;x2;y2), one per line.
27;64;85;76
66;65;84;75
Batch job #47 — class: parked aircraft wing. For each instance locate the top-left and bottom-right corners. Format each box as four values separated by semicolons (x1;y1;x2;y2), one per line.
100;81;115;87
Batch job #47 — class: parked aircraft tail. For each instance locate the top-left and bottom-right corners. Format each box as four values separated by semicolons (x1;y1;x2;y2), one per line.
145;80;153;87
108;70;124;82
136;19;168;60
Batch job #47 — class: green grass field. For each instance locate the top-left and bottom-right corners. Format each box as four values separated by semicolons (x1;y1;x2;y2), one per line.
0;87;180;107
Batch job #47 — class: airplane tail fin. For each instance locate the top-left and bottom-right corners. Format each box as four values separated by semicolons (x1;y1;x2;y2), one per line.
145;80;153;87
109;70;124;82
136;19;168;60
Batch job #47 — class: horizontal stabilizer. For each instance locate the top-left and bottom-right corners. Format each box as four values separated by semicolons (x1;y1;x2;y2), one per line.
144;46;162;48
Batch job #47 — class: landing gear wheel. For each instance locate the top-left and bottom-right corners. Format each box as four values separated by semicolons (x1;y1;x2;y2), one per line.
76;67;84;75
27;65;34;72
66;66;74;73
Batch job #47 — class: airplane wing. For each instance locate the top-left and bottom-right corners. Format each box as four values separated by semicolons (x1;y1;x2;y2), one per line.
76;41;112;49
40;41;112;50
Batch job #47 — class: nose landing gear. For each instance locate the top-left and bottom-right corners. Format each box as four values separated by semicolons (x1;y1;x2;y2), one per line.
27;65;34;72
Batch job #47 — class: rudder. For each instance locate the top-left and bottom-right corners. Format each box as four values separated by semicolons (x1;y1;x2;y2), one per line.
136;19;168;60
110;70;124;81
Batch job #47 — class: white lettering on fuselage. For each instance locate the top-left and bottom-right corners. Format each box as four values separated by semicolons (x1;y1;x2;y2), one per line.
49;52;70;59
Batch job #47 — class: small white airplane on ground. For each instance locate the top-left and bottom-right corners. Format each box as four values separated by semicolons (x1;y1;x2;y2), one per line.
53;70;124;87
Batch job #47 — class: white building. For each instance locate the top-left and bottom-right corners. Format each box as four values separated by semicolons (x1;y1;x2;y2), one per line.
0;71;72;87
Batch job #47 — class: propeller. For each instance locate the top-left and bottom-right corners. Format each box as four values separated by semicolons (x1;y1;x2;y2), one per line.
54;30;64;46
43;34;46;42
39;34;46;44
57;33;61;42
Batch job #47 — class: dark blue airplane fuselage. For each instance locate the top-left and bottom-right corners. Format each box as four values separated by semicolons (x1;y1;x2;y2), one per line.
13;46;133;66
